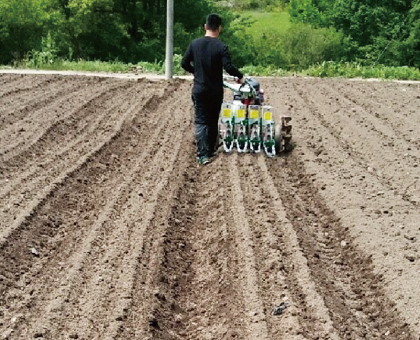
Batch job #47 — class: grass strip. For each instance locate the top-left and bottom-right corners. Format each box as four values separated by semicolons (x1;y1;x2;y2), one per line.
2;60;420;81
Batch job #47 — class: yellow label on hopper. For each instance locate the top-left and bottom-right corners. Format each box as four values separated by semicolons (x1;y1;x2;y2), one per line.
223;109;232;118
250;110;259;119
236;109;245;119
264;111;273;121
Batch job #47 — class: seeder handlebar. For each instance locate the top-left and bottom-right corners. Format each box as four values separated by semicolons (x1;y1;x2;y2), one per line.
223;75;257;97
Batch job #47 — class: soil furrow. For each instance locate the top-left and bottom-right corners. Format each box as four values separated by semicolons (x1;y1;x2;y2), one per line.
293;81;420;206
328;81;420;149
0;82;138;237
101;111;191;340
1;75;420;340
257;157;340;340
0;76;60;100
0;81;184;339
52;89;190;340
0;82;140;234
142;154;252;340
0;77;119;175
0;97;142;327
0;75;38;96
0;74;20;86
352;81;420;121
0;78;120;160
265;152;416;340
227;154;271;339
0;76;78;128
263;78;420;336
237;154;307;340
0;81;161;247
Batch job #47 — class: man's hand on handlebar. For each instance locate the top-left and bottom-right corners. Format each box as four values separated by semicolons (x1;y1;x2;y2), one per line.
235;77;243;84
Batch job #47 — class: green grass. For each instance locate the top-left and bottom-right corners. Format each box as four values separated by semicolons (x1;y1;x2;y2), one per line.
4;58;420;81
242;10;291;36
303;62;420;80
33;60;132;73
240;64;291;76
13;54;188;75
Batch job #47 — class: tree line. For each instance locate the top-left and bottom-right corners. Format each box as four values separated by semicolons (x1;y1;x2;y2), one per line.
1;0;420;69
0;0;216;64
288;0;420;67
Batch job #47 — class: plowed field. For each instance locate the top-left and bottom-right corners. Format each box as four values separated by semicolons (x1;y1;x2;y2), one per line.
1;74;420;340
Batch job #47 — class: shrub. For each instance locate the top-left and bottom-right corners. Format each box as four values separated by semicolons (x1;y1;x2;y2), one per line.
281;23;345;69
305;61;420;80
25;33;59;68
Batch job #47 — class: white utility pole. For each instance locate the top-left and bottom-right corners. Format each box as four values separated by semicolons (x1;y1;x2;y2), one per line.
165;0;174;79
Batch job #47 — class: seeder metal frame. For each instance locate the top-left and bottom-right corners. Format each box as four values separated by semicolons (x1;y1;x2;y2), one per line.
219;76;292;157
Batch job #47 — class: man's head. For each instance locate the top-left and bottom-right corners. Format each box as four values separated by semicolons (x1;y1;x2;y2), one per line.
205;13;222;36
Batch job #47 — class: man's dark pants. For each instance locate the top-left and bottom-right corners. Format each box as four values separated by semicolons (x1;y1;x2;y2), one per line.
192;92;223;158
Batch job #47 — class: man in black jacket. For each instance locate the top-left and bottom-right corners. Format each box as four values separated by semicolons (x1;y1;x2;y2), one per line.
181;13;243;165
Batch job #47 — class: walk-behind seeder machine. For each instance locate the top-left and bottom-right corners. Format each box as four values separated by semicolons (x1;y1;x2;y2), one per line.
219;76;292;157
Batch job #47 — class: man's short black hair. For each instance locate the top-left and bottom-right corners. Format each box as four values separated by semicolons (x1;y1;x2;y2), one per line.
206;13;222;31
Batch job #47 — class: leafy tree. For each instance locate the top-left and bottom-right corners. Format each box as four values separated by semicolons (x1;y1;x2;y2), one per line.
332;0;412;63
63;0;126;59
288;0;334;27
282;23;345;68
0;0;220;64
0;0;54;63
218;12;257;67
390;0;420;67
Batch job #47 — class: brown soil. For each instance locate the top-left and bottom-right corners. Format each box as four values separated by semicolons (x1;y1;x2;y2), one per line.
0;74;419;340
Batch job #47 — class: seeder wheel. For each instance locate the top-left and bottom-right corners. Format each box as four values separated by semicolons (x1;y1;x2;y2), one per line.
281;116;293;152
275;124;282;154
275;117;293;154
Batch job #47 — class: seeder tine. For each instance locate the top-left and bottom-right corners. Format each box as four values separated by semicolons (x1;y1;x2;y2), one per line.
252;143;262;153
283;125;292;135
223;141;234;153
282;135;293;152
283;135;292;143
281;116;292;125
264;145;276;158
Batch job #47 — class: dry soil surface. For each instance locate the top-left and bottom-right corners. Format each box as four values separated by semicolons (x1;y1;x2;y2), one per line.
0;74;420;340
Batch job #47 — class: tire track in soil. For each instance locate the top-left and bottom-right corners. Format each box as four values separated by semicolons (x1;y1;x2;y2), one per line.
226;154;272;340
265;152;416;340
0;80;187;339
143;153;309;340
264;78;420;336
237;154;309;340
255;157;339;340
119;154;252;340
0;81;139;236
